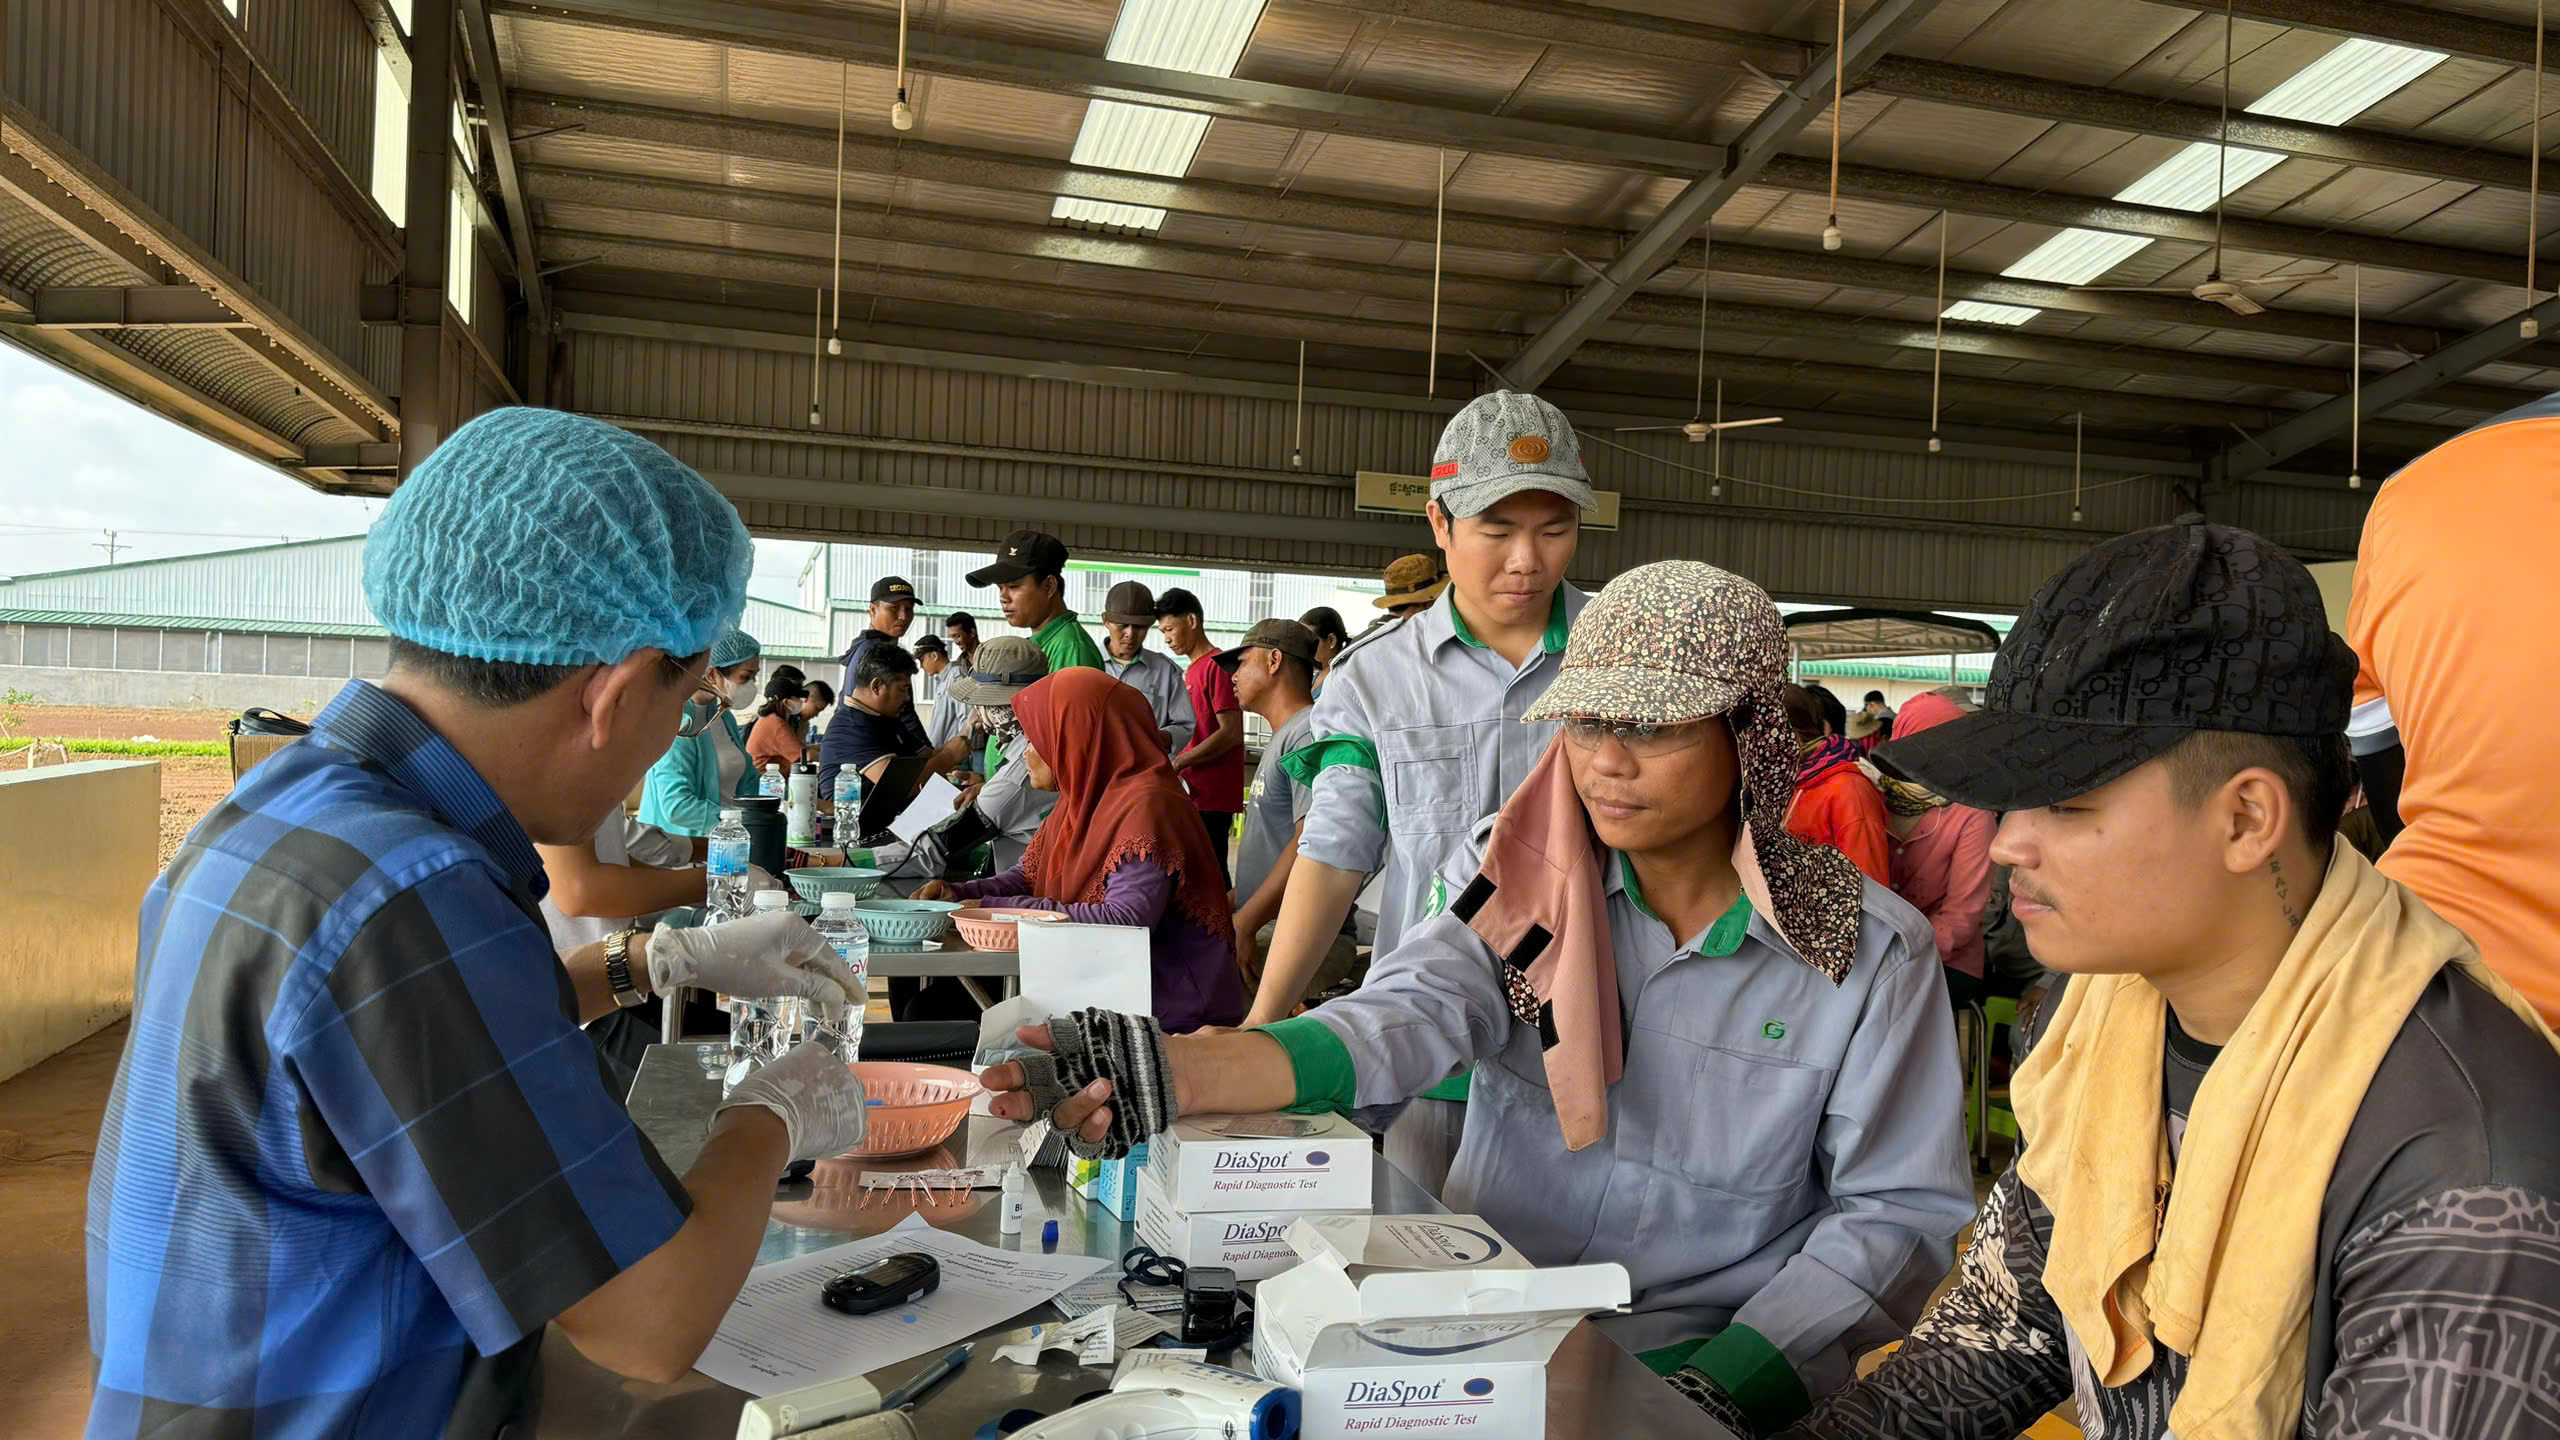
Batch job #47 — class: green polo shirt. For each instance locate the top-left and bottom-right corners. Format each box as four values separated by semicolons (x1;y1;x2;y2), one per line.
1033;610;1106;675
1447;586;1573;655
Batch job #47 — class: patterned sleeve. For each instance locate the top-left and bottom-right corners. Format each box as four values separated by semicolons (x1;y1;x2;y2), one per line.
2316;1186;2560;1438
1779;1168;2074;1440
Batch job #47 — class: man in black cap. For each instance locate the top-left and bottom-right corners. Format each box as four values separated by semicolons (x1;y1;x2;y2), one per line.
1100;579;1194;756
966;528;1104;677
1218;619;1357;999
1785;521;2560;1440
819;575;929;798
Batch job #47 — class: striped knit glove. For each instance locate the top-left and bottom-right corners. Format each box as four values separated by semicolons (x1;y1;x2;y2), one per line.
1014;1008;1176;1159
1667;1368;1759;1437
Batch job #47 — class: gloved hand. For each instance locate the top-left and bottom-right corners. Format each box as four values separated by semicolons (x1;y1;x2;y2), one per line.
649;910;859;1005
745;862;781;899
717;1041;868;1160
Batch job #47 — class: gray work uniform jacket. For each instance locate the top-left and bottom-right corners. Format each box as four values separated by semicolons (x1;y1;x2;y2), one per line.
1297;584;1587;959
1105;647;1197;755
1306;830;1974;1398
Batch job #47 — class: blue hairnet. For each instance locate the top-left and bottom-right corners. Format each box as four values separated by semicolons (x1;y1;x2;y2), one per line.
710;628;761;669
363;408;752;667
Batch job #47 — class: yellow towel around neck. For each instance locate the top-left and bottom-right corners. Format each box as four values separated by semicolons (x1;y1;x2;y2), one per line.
2014;838;2559;1440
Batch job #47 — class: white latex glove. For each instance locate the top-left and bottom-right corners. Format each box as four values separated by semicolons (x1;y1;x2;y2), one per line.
649;910;858;1006
745;863;781;900
718;1041;867;1160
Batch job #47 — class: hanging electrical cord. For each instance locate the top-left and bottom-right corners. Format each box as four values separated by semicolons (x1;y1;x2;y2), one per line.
1711;379;1725;498
2527;0;2546;339
1578;428;2165;506
2071;412;2084;523
809;286;823;427
2215;2;2233;274
1929;209;1947;454
829;61;847;357
2349;264;2363;490
1291;339;1306;469
889;0;914;130
1428;147;1446;395
1822;0;1846;251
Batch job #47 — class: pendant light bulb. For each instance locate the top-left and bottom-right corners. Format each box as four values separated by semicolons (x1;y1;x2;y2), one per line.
1711;479;1722;499
2348;472;2363;490
2071;506;2083;523
2526;316;2543;339
1821;223;1842;252
890;93;914;131
808;404;821;428
1926;435;1942;454
826;336;842;357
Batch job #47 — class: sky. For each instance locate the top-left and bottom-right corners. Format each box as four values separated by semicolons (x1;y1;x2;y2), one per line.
0;343;817;604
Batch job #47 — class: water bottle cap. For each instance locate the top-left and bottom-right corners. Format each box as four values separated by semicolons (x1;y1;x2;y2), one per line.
751;890;790;911
820;891;861;911
719;808;743;823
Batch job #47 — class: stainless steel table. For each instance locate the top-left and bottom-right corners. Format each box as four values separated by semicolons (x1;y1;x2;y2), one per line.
538;1043;1717;1438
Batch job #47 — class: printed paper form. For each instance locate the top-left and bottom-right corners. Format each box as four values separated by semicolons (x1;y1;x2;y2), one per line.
693;1213;1111;1397
889;774;963;843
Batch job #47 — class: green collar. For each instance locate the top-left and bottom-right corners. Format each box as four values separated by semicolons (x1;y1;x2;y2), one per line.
1618;853;1752;956
1034;611;1080;640
1448;587;1570;656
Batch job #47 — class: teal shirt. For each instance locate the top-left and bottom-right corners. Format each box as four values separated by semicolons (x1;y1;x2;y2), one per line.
636;711;756;837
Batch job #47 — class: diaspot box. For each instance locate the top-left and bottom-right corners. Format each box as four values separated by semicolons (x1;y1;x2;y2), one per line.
1133;1168;1366;1282
1143;1110;1372;1214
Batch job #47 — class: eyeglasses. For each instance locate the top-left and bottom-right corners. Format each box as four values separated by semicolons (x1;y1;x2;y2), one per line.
1561;717;1713;757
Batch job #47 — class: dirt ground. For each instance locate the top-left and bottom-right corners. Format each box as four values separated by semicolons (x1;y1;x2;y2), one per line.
6;705;239;867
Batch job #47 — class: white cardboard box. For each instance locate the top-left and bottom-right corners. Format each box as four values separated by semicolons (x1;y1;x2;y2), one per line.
1253;1216;1627;1440
1143;1110;1373;1214
1133;1168;1367;1282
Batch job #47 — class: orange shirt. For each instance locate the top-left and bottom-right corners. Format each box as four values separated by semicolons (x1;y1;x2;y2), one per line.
2348;405;2560;1025
1788;758;1893;888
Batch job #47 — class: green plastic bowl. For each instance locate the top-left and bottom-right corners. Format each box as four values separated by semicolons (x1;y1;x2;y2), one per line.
853;898;964;946
787;866;884;903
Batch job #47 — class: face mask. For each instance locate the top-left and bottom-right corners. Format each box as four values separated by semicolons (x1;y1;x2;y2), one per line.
677;696;723;739
725;677;760;710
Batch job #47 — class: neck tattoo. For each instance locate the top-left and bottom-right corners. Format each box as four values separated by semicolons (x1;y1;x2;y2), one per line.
2271;855;2304;930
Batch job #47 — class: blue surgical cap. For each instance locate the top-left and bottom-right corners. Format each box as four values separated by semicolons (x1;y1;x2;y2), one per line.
710;628;761;669
363;408;752;667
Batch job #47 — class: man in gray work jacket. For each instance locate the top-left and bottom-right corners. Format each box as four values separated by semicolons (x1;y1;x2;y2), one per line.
1248;390;1595;1193
985;561;1973;1439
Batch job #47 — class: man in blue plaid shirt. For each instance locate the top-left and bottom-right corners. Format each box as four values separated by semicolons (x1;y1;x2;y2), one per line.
84;409;871;1438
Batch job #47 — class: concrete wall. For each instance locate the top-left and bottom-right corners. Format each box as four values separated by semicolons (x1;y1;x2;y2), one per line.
0;665;347;716
0;760;157;1083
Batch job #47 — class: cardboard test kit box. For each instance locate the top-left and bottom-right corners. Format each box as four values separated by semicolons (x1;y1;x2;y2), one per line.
1254;1214;1629;1440
1133;1167;1367;1282
1070;1143;1149;1222
1144;1110;1372;1213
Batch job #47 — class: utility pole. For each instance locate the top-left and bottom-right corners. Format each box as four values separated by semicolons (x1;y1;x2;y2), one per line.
94;530;127;566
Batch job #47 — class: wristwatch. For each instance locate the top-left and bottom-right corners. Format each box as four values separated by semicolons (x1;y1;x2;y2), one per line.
603;926;647;1009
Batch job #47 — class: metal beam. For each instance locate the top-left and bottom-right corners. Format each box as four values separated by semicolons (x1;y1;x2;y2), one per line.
491;0;1719;175
348;0;413;93
2226;295;2560;479
458;0;550;400
2147;0;2535;70
402;0;456;473
547;231;2395;436
1300;0;1811;76
533;167;2537;414
303;440;405;470
1450;0;1893;387
1863;57;2533;195
522;92;2545;296
24;286;249;329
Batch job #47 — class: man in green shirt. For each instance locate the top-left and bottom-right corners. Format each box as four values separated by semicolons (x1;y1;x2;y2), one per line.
967;528;1104;677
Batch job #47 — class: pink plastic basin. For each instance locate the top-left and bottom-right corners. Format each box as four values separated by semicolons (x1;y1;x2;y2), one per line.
846;1061;983;1158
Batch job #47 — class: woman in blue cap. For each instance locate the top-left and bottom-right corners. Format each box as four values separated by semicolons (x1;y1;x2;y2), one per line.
639;625;765;836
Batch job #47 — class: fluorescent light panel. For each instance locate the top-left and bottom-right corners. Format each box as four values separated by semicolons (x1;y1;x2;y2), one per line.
1940;38;2444;324
1051;0;1267;231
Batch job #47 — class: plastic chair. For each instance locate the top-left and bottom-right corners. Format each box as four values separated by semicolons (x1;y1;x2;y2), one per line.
1977;994;2020;1169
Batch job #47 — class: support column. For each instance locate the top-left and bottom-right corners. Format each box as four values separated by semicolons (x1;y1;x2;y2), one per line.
398;0;455;477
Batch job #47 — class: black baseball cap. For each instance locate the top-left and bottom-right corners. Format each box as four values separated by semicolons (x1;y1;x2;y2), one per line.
870;575;917;604
967;529;1069;587
1215;618;1319;672
1874;519;2355;813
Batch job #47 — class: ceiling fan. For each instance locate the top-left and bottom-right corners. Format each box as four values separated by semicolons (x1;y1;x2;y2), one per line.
2070;1;2344;316
1613;237;1786;443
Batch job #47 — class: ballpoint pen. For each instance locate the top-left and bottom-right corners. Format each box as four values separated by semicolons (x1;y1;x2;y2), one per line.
879;1342;973;1412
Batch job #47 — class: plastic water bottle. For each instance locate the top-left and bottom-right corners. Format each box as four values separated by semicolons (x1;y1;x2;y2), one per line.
834;766;864;845
720;888;795;1096
759;762;785;800
807;891;869;1060
705;807;751;921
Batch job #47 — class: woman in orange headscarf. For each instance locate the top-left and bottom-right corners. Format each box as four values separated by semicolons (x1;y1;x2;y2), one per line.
921;668;1244;1031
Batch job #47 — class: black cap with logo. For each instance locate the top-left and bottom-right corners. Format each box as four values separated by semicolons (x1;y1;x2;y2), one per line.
966;529;1071;588
870;575;917;604
1874;519;2356;813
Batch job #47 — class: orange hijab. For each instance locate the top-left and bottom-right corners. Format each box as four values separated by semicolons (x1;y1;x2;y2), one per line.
1014;669;1236;945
